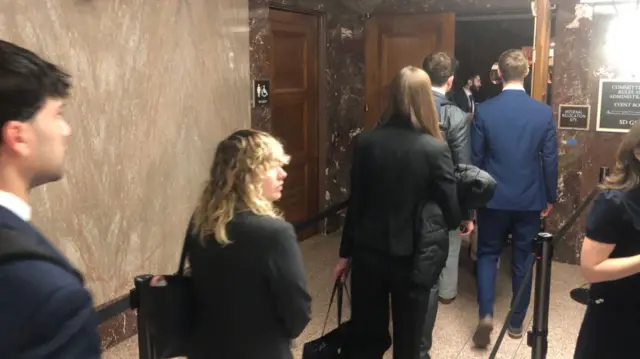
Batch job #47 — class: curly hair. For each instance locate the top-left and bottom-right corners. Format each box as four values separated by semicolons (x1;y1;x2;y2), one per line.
192;129;290;245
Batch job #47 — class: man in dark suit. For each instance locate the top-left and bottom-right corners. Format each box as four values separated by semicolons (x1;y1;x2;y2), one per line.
451;73;481;114
470;49;558;348
0;40;100;358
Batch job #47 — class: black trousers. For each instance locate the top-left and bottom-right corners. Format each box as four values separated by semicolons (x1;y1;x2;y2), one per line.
343;249;431;359
418;286;440;359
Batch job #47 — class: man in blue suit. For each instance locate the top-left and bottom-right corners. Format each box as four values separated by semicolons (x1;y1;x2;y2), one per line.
470;49;558;348
0;40;100;358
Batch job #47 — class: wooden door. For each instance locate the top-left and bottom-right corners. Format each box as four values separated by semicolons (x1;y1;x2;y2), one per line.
364;13;456;129
269;9;320;239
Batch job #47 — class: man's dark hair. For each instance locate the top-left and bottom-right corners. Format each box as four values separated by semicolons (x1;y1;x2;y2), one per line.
498;49;528;82
422;52;458;87
0;40;71;128
467;73;480;82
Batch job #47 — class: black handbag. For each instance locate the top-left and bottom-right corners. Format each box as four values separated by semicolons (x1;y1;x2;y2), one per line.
302;279;351;359
138;234;194;358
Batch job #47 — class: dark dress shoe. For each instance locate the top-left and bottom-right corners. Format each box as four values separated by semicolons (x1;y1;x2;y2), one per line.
570;286;590;305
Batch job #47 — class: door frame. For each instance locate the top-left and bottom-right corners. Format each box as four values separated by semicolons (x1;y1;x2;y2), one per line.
531;0;553;103
268;2;327;234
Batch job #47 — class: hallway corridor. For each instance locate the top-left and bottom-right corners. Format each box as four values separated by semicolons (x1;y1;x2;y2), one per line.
104;232;586;359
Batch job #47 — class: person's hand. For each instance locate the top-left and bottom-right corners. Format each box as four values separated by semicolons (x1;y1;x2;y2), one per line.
333;258;351;282
541;203;553;217
460;220;475;236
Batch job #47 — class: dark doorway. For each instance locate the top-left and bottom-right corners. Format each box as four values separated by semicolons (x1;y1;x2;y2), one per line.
454;16;535;102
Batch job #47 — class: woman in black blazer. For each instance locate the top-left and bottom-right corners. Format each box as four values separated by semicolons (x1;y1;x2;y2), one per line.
186;129;312;359
334;66;462;359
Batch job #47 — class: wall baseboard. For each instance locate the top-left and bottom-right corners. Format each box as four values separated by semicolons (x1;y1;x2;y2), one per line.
97;296;137;351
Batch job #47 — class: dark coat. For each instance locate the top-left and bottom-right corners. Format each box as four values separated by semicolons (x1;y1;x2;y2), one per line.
413;164;496;288
187;212;311;359
433;91;472;167
455;164;497;210
340;116;461;261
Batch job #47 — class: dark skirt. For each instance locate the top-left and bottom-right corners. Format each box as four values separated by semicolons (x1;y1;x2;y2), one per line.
573;300;640;359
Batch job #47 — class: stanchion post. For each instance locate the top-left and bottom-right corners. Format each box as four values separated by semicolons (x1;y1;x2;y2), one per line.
527;166;610;357
528;233;553;359
133;274;155;359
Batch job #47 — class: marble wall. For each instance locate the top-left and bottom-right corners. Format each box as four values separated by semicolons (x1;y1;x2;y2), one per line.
548;3;626;264
1;0;249;348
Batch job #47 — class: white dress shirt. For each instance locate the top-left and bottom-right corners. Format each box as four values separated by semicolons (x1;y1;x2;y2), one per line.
503;83;526;92
0;190;31;221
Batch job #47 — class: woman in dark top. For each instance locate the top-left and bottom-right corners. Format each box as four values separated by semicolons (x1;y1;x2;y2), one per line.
334;66;462;359
573;122;640;359
186;129;312;359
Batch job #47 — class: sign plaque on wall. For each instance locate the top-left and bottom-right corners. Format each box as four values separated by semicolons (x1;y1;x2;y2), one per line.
558;104;590;130
596;79;640;133
252;79;270;107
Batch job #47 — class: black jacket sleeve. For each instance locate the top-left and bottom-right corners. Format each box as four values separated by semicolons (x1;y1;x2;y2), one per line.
452;91;470;113
267;223;312;339
446;106;473;220
429;142;462;230
340;136;363;258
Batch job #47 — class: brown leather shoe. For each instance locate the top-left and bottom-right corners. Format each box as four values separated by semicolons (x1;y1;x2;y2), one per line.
473;316;494;348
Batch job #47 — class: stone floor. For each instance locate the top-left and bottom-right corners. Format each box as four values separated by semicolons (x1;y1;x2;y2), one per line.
104;232;587;359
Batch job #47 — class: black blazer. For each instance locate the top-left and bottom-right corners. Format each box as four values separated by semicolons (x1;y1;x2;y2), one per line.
340;116;462;259
451;89;474;114
187;212;312;359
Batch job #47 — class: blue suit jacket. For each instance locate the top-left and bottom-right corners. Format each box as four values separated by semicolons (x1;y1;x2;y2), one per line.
471;89;558;211
0;206;101;359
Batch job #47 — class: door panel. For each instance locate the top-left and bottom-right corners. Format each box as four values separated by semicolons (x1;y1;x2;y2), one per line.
269;9;320;239
364;13;456;129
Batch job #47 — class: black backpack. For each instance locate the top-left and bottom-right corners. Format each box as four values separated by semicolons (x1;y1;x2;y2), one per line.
0;228;84;282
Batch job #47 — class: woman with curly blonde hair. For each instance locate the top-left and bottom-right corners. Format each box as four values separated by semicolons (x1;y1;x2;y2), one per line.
186;129;311;359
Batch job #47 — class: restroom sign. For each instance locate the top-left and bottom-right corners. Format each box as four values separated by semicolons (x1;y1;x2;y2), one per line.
253;80;270;106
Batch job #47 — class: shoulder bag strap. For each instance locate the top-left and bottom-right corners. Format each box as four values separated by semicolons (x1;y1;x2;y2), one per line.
176;217;193;276
321;279;341;335
320;279;352;334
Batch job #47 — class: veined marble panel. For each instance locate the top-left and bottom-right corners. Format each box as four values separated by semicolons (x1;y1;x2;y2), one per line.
0;0;250;305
